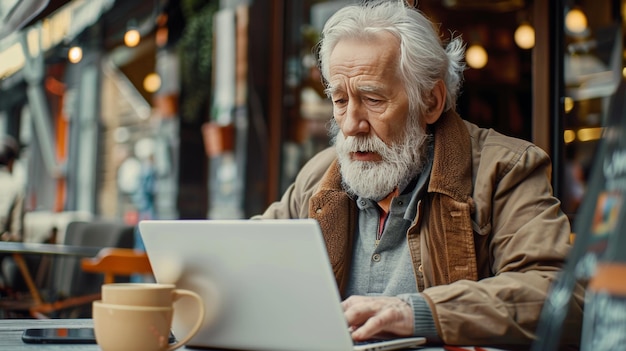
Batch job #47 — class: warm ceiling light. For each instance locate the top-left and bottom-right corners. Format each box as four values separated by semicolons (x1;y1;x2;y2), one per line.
564;96;574;113
143;72;161;93
577;127;603;142
466;44;488;69
563;130;576;144
68;46;83;63
514;23;535;49
124;28;141;47
565;8;588;34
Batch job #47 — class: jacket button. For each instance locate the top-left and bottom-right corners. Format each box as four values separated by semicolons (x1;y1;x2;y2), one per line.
418;264;423;273
372;253;381;262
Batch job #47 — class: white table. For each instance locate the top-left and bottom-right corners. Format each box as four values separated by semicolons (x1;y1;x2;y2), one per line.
0;318;514;351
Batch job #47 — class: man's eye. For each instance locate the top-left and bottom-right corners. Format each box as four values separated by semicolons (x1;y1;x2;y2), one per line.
333;98;347;105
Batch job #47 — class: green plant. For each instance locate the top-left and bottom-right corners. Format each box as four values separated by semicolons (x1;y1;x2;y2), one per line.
178;0;218;122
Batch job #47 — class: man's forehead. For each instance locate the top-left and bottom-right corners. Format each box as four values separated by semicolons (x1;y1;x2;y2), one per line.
329;36;400;72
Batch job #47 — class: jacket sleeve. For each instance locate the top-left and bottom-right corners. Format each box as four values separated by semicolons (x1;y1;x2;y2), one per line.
421;139;584;347
252;147;336;220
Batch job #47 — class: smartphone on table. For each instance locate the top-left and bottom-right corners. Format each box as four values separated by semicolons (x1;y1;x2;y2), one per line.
21;327;176;344
21;328;97;344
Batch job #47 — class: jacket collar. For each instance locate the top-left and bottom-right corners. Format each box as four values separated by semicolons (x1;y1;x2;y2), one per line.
428;109;474;202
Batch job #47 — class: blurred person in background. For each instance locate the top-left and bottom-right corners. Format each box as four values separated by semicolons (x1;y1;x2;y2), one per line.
0;134;25;292
131;153;157;283
0;134;24;242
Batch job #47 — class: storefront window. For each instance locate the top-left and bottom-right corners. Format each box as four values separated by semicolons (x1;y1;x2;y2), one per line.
559;0;622;221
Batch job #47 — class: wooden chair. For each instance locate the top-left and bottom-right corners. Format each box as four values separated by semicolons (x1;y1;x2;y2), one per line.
28;248;153;318
81;248;153;284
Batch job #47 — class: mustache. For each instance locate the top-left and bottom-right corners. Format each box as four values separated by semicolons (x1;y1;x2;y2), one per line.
334;129;404;165
329;115;430;167
330;120;394;157
340;134;388;153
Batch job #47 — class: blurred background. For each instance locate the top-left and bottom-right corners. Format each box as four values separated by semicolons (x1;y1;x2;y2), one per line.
0;0;622;241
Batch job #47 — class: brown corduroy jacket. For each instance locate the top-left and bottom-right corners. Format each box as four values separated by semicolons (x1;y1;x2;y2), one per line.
257;110;583;347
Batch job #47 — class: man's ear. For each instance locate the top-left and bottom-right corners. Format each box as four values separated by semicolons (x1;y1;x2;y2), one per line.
423;80;447;125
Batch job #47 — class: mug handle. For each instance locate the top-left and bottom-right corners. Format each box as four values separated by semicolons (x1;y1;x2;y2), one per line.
166;289;206;351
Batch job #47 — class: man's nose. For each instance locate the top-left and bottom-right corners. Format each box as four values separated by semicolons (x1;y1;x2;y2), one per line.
341;101;369;136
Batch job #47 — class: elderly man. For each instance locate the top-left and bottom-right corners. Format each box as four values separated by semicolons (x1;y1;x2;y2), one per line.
256;0;583;348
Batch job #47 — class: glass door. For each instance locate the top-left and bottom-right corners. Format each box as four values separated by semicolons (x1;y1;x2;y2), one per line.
558;0;622;221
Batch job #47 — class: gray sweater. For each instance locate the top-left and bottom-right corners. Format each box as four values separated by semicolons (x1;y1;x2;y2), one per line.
344;149;438;340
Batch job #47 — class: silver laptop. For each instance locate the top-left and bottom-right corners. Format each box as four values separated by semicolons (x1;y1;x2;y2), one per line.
139;219;426;351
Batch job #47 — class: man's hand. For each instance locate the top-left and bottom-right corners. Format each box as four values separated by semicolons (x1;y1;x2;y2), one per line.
342;295;414;341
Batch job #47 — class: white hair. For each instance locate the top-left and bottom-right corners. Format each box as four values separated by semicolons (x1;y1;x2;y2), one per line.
317;0;466;118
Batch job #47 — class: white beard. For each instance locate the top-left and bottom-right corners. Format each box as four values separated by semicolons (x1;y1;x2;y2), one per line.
330;118;430;201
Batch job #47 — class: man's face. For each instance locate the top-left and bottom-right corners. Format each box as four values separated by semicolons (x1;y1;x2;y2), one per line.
328;32;410;156
328;33;429;200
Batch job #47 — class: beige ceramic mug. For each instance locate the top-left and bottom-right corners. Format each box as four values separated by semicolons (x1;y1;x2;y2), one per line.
93;283;205;351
